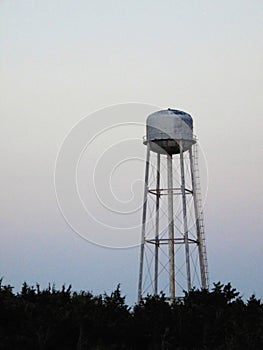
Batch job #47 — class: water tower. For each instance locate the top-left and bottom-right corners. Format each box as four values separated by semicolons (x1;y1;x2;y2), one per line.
138;108;209;302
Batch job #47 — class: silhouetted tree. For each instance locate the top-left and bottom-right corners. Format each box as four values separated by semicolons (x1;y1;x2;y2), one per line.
0;280;262;349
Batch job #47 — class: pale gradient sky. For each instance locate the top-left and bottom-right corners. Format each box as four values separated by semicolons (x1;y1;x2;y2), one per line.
0;0;262;304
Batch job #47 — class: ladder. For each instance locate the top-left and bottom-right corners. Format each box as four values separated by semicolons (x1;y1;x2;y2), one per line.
192;142;209;289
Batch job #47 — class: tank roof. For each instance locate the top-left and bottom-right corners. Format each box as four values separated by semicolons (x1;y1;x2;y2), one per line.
167;108;190;115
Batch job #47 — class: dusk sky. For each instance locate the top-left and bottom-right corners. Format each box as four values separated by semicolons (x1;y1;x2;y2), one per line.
1;0;262;304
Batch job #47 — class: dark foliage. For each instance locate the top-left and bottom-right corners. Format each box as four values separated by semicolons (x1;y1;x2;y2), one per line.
0;279;262;349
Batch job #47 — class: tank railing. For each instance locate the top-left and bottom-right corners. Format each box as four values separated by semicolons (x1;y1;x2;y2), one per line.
143;134;197;142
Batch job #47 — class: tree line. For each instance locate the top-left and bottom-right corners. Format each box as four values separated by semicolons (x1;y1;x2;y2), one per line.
0;279;262;349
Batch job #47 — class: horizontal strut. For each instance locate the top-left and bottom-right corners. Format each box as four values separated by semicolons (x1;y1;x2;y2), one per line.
145;238;198;245
148;187;193;196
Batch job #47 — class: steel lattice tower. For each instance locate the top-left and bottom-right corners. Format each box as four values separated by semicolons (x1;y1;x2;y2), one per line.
138;109;209;302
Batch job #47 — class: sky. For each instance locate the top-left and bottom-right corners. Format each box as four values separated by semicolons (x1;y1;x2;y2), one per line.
0;0;262;304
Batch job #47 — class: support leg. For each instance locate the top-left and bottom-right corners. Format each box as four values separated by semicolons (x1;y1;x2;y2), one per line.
154;153;160;295
179;141;191;291
167;154;175;301
138;144;150;302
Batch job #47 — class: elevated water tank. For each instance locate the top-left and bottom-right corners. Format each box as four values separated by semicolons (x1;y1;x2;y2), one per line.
144;108;195;154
